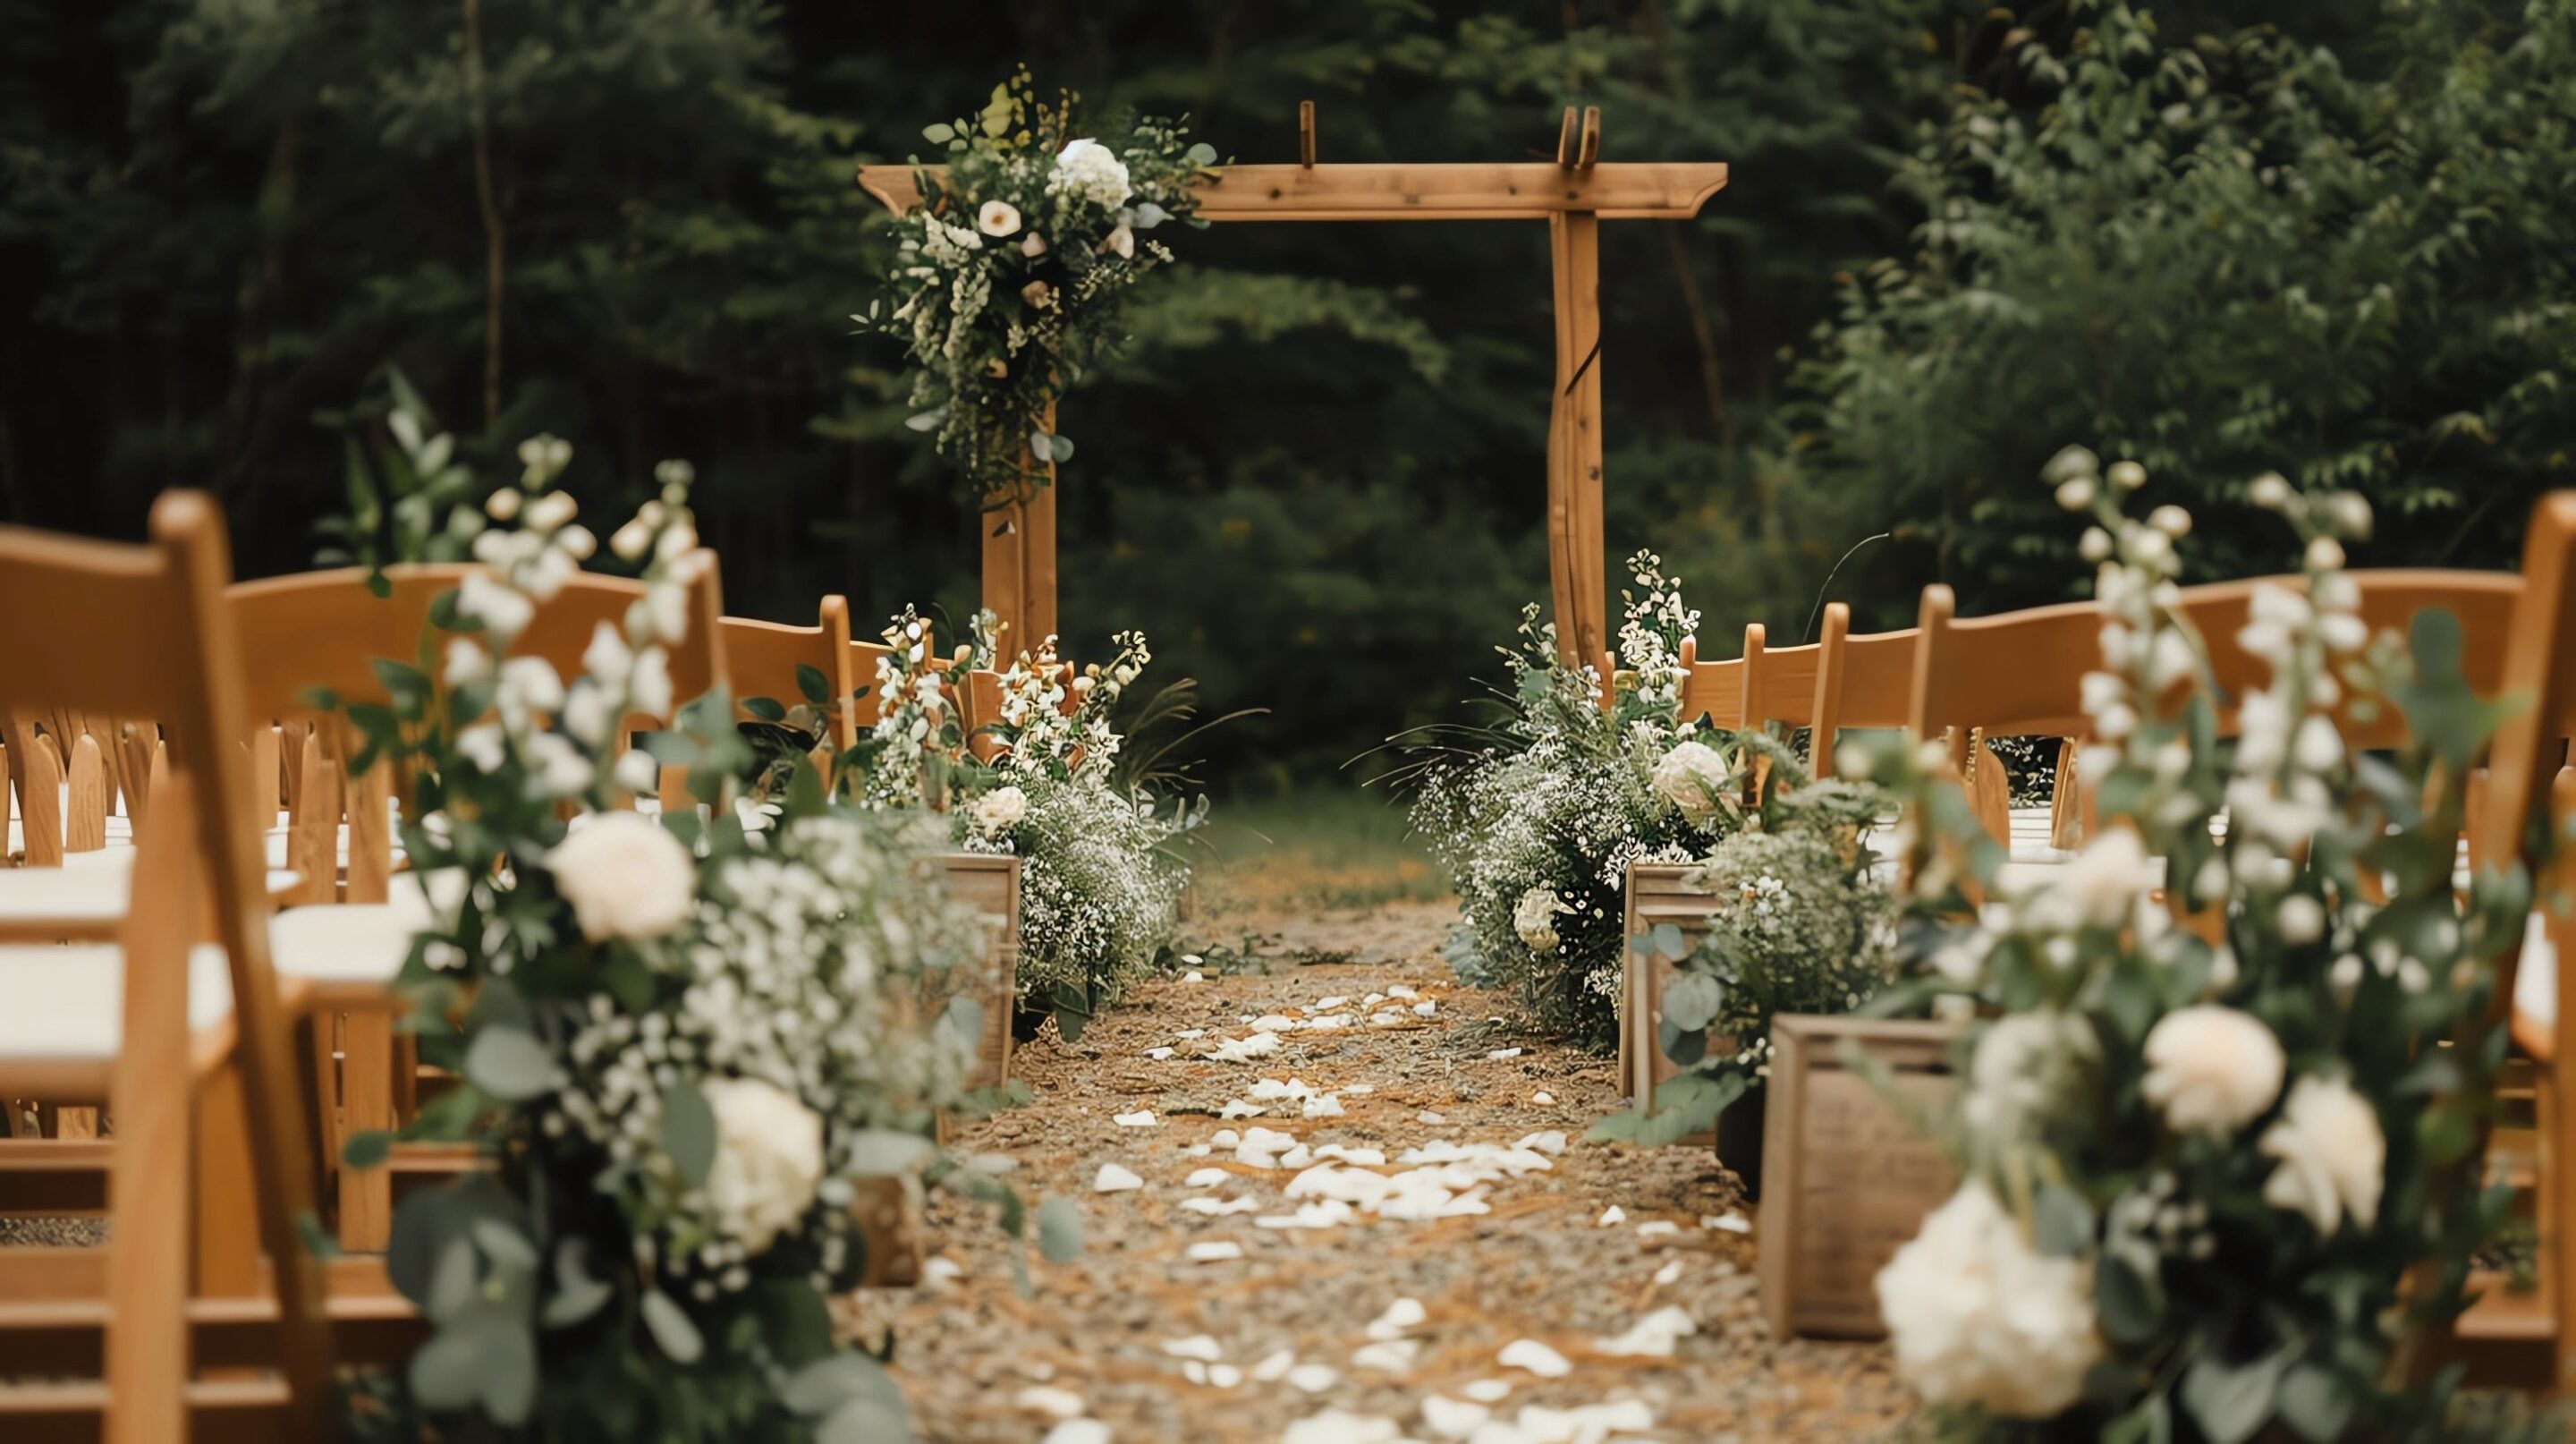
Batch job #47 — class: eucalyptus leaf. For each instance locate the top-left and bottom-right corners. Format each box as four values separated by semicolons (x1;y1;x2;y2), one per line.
845;1128;936;1176
2181;1348;2289;1444
462;1024;555;1101
662;1079;718;1188
640;1287;705;1363
1661;972;1724;1032
479;1319;538;1424
407;1327;486;1412
2275;1362;2355;1443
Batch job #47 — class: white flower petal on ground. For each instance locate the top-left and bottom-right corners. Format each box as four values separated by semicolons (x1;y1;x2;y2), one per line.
1651;1259;1682;1286
1351;1339;1419;1374
1180;1196;1262;1217
1207;1032;1281;1063
1315;996;1348;1010
1497;1339;1572;1378
1040;1421;1110;1444
1284;1363;1340;1394
920;1257;965;1289
1255;1201;1357;1231
1514;1131;1568;1156
1220;1100;1267;1119
1418;1110;1447;1125
1365;1298;1428;1340
1250;1350;1297;1382
1387;984;1419;999
1145;1047;1175;1060
1207;1364;1243;1389
1093;1163;1145;1193
1593;1305;1698;1357
1161;1336;1225;1362
1512;1399;1657;1441
1530;1091;1555;1106
1413;1000;1439;1017
1702;1212;1751;1235
1635;1220;1681;1239
1302;1095;1345;1118
1184;1168;1230;1188
1460;1380;1513;1404
1185;1241;1245;1262
1114;1110;1158;1127
1282;1411;1401;1444
1248;1078;1314;1100
1488;1048;1523;1060
1420;1395;1490;1440
1016;1386;1085;1420
1597;1205;1627;1227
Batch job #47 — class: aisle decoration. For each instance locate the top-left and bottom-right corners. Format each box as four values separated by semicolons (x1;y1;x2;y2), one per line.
859;69;1213;502
1860;451;2521;1440
1408;552;1747;1048
326;394;1030;1441
1592;773;1898;1145
750;613;1198;1041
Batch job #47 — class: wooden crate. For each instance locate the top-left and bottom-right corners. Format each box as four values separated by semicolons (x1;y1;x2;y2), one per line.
851;1174;924;1287
1757;1015;1962;1340
1620;862;1714;1105
935;853;1021;1091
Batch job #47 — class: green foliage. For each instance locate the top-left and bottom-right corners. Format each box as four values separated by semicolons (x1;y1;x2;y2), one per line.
1797;0;2576;620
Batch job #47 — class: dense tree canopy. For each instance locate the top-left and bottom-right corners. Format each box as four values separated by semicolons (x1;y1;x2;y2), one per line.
2;0;2562;786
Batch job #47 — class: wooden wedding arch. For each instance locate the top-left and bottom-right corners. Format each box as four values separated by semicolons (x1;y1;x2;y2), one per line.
858;105;1729;669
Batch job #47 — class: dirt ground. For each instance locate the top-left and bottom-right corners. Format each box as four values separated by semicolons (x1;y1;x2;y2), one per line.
847;863;1918;1443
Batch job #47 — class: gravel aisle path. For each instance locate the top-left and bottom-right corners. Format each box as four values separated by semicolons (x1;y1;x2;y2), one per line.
846;895;1915;1443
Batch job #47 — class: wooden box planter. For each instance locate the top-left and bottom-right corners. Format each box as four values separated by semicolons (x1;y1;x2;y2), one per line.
1619;862;1718;1148
934;853;1021;1091
1757;1015;1962;1340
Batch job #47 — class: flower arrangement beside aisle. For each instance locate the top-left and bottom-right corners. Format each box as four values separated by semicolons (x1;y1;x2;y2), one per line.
1858;448;2523;1443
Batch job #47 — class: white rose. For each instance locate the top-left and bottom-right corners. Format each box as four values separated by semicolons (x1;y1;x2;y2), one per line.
545;811;695;942
699;1077;825;1257
1877;1181;2103;1418
2020;828;2154;932
1049;137;1131;210
521;731;594;800
970;785;1029;837
2140;1005;2283;1134
1513;886;1569;953
976;200;1022;236
2258;1075;2384;1236
1650;739;1733;821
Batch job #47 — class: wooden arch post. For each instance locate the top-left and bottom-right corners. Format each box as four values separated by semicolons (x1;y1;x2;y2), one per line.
860;105;1727;668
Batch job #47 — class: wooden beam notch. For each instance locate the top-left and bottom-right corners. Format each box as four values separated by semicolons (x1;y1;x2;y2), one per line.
1298;100;1317;168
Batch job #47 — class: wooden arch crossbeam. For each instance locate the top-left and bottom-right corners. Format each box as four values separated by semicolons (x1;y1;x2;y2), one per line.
857;104;1729;668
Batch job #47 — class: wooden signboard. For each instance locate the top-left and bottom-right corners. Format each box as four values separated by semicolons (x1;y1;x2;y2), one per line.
1757;1015;1962;1340
935;853;1021;1090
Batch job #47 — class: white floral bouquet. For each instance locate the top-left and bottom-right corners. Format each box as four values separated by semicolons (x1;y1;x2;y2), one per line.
323;386;1005;1441
747;613;1196;1042
1407;551;1751;1048
1857;449;2524;1441
858;68;1213;503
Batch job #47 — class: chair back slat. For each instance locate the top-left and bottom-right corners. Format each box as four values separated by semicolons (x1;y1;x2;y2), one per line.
721;597;858;750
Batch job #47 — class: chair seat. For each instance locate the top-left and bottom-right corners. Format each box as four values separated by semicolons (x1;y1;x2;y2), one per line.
0;944;235;1065
0;852;304;924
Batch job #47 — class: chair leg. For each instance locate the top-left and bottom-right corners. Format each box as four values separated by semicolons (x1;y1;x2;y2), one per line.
193;1061;264;1301
336;1013;396;1252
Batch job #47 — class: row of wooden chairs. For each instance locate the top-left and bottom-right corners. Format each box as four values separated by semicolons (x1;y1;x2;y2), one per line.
1649;499;2576;1384
0;499;1006;1440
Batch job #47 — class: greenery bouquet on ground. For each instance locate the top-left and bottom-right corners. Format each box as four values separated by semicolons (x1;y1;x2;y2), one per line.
327;398;1020;1442
1407;551;1750;1049
1860;450;2522;1442
859;68;1212;503
1593;771;1899;1147
750;613;1199;1043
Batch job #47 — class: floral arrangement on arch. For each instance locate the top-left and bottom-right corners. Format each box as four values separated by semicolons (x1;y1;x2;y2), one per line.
1405;551;1753;1049
1858;449;2524;1442
323;386;1028;1441
859;68;1215;504
746;613;1198;1043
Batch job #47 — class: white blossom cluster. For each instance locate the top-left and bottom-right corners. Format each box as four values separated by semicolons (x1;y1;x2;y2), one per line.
1412;556;1741;1045
1680;828;1896;1083
551;813;979;1295
965;770;1186;1009
444;446;705;808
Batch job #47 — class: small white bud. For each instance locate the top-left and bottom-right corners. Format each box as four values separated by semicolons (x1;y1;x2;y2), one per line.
2055;476;2097;512
2249;472;2292;510
2107;460;2148;491
485;488;523;522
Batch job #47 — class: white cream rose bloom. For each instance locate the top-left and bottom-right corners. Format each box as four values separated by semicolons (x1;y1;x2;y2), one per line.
2020;826;2156;931
1650;739;1733;820
700;1077;826;1257
970;784;1030;837
1877;1180;2104;1418
1513;886;1568;952
2140;1004;2284;1134
545;811;696;942
2259;1075;2384;1235
1049;137;1131;210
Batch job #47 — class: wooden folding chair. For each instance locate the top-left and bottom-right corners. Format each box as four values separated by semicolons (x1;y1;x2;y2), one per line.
224;556;730;1250
724;595;860;753
0;493;338;1442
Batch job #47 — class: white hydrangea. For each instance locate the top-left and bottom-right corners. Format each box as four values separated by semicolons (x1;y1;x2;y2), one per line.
1049;137;1131;210
1877;1181;2105;1418
700;1077;825;1257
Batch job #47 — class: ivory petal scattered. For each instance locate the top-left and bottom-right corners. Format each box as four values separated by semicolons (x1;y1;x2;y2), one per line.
1497;1338;1572;1378
1092;1163;1144;1193
1014;1385;1084;1419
